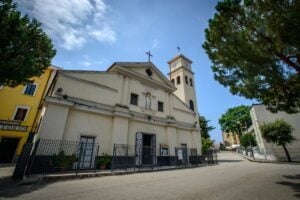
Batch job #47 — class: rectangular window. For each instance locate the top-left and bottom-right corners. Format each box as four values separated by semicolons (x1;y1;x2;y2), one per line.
185;76;188;84
79;136;95;169
14;107;29;121
171;79;175;85
158;101;164;112
130;93;138;105
160;145;169;156
181;143;187;148
176;76;181;84
24;83;37;96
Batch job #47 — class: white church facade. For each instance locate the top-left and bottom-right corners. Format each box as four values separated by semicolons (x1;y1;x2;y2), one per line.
37;54;202;167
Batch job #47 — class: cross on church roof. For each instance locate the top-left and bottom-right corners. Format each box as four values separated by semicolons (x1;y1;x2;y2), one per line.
146;51;153;62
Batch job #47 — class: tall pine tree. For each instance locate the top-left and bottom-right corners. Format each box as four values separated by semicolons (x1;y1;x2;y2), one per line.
203;0;300;113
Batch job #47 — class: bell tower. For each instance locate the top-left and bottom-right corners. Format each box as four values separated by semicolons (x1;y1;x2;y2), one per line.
168;54;198;113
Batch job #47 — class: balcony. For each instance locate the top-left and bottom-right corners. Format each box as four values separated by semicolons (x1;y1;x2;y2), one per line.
0;120;28;132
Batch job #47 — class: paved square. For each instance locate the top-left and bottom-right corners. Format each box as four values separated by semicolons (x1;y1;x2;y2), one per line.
0;152;299;200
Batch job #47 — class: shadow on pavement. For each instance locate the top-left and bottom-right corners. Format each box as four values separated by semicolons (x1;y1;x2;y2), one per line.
0;177;50;198
276;174;300;198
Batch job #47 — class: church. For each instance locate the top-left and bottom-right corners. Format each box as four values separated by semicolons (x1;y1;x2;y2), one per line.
37;53;202;168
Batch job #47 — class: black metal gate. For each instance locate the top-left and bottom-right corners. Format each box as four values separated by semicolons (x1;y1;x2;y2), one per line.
206;149;218;164
175;147;188;167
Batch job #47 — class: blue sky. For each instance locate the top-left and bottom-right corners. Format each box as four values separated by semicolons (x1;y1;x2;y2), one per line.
17;0;255;143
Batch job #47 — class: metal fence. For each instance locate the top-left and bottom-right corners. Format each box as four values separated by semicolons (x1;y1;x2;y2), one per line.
237;146;255;158
26;139;100;176
111;144;136;170
205;149;218;164
111;144;207;171
23;140;218;177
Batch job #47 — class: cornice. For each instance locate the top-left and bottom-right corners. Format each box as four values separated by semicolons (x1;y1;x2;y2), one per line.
45;96;199;131
167;66;194;75
112;66;176;92
59;72;118;93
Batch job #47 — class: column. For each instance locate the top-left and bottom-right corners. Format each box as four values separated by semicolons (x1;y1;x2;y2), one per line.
111;116;129;154
166;126;177;156
192;130;201;155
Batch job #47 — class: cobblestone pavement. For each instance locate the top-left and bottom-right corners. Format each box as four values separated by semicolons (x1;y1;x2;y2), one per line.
0;152;299;200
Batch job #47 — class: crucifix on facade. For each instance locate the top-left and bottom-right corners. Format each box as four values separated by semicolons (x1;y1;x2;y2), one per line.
146;51;153;62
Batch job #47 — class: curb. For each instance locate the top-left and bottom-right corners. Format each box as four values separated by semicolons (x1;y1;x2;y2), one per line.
237;153;300;165
23;164;211;183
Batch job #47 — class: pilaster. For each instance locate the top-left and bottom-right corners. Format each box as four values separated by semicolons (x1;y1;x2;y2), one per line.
192;130;201;155
166;126;177;156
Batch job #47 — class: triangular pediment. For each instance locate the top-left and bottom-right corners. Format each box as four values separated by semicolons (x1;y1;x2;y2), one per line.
107;62;176;91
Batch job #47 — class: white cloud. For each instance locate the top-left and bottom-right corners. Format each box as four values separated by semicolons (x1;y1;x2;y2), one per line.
65;54;108;70
16;0;116;50
152;39;159;49
89;27;116;43
80;61;92;67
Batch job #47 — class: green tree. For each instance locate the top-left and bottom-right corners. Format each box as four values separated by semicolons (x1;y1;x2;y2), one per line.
199;115;215;139
199;115;215;154
219;105;251;141
240;133;257;148
260;119;295;162
201;137;214;155
0;0;56;87
219;142;225;150
203;0;300;113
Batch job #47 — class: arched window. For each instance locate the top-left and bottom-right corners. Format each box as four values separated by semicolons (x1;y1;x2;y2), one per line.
189;100;194;111
171;79;175;85
190;78;193;87
176;76;181;84
185;76;188;84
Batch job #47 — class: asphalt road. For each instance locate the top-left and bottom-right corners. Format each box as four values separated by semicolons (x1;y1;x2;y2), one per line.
0;152;299;200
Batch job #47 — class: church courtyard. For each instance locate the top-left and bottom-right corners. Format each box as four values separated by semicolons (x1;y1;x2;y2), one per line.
1;151;299;200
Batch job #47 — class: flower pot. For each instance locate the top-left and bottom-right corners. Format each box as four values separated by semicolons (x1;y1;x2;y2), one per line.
100;165;106;170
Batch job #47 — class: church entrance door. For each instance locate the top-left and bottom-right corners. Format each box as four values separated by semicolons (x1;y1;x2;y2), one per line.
135;133;156;166
142;134;152;165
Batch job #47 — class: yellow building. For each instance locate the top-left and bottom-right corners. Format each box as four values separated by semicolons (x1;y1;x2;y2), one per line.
222;132;240;149
0;66;59;163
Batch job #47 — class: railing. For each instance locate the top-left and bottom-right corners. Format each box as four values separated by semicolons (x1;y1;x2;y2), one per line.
0;120;28;132
111;144;209;171
111;144;136;171
205;149;218;164
23;140;218;177
26;139;100;176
